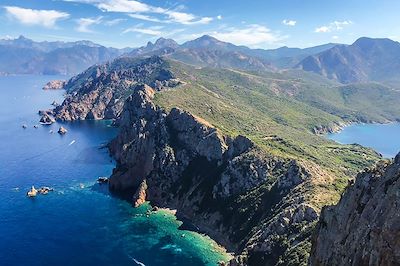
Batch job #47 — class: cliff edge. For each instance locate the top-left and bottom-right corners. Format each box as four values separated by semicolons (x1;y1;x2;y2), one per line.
310;155;400;265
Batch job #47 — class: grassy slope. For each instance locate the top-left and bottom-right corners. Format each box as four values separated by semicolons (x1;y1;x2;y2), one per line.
153;60;400;208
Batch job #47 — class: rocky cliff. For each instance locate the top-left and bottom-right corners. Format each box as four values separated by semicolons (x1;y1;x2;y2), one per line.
54;56;180;121
108;83;332;265
310;155;400;265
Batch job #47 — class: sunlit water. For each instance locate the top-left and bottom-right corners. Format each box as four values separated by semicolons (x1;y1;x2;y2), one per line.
327;123;400;158
0;75;229;266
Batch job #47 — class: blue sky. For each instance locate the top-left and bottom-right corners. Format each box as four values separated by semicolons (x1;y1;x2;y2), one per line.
0;0;400;49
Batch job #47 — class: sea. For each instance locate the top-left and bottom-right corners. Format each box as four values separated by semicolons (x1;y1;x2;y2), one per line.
0;75;230;266
327;123;400;158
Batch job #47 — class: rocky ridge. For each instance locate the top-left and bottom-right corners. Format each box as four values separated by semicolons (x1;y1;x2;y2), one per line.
310;155;400;266
42;80;66;90
53;56;180;121
108;83;331;265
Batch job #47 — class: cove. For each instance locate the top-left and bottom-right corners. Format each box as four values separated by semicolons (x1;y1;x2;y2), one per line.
327;123;400;158
0;75;230;265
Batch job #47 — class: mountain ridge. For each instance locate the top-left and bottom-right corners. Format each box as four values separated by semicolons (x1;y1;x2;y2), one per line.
297;37;400;85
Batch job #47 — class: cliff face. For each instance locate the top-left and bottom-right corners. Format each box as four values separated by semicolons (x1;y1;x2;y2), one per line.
54;56;180;121
310;155;400;266
108;83;329;265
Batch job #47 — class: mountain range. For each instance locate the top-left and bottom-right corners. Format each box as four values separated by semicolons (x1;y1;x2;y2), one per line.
0;36;131;75
297;37;400;86
0;35;338;75
4;34;400;88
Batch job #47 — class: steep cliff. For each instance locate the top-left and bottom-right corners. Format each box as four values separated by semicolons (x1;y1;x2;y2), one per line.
51;55;384;266
108;84;332;265
54;56;180;121
310;155;400;265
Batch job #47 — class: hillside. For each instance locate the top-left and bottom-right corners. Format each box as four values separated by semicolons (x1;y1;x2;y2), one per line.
46;55;400;265
297;37;400;85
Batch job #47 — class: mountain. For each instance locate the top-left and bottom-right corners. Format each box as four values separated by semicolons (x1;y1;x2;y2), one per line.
0;36;131;75
296;37;400;85
47;55;400;265
31;35;400;265
310;155;400;265
0;35;102;52
126;35;337;71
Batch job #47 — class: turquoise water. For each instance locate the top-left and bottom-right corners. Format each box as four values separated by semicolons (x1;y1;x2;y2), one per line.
0;75;229;265
327;123;400;158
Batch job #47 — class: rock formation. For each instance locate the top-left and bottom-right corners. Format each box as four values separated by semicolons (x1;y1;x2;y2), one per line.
53;56;180;121
108;82;326;265
39;113;56;125
42;80;66;90
310;156;400;266
133;180;148;207
58;126;67;135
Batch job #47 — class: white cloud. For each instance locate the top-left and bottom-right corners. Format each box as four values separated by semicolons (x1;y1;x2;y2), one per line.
4;6;70;28
315;20;353;33
104;18;126;26
282;19;296;26
122;24;163;35
122;27;161;35
213;24;286;47
64;0;212;25
315;26;330;33
217;15;222;20
332;35;339;40
128;13;163;23
76;16;103;32
178;24;286;48
164;11;212;25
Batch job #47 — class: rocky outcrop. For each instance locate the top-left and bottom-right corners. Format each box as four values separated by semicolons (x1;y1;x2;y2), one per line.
108;83;325;265
133;179;148;207
310;156;400;266
42;80;66;90
312;121;347;135
39;113;56;124
53;56;180;121
58;126;67;134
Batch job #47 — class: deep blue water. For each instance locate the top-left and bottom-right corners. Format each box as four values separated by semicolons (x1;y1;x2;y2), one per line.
327;123;400;158
0;75;229;266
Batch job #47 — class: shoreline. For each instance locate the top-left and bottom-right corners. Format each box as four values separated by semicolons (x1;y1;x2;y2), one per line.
152;206;234;263
317;119;399;136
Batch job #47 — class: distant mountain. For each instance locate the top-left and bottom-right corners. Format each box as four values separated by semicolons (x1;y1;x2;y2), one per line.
0;36;132;75
296;37;400;85
126;35;337;71
126;35;274;71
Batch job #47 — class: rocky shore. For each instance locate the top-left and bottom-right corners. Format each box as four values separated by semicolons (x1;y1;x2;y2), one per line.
42;80;66;90
49;55;394;265
53;56;180;121
107;82;328;265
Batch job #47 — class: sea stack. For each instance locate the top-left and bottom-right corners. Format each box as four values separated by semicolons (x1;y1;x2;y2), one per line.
58;126;68;135
39;113;56;125
27;186;38;197
42;80;66;90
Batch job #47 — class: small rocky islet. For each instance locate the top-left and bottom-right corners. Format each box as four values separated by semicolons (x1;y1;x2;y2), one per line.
26;186;54;197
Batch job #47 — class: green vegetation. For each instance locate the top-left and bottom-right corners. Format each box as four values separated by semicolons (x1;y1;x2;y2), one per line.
155;60;393;196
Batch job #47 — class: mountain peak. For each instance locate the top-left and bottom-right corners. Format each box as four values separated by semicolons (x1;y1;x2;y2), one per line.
181;34;233;50
154;37;178;48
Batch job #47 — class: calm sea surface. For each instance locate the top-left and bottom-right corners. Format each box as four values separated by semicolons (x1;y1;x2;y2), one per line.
327;123;400;158
0;75;229;266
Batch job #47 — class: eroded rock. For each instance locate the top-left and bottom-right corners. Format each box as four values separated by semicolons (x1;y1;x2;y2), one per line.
310;156;400;265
